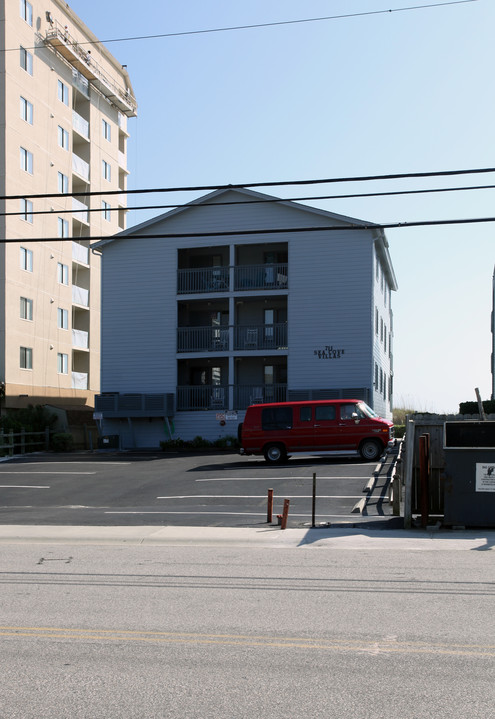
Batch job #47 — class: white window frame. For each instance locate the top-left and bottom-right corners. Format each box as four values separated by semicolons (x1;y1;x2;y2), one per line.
20;147;33;174
57;262;69;285
20;46;33;75
20;198;33;223
57;80;69;106
20;247;33;272
57;307;68;330
20;346;33;370
58;217;69;238
102;201;111;221
57;353;68;375
20;297;33;321
20;96;33;124
20;0;33;26
102;160;111;182
102;119;111;141
58;125;69;150
58;172;69;194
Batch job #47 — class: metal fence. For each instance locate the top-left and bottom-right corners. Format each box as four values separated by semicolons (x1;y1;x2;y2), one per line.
0;428;51;456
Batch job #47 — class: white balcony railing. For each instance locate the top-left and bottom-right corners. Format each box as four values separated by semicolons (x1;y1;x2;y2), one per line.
118;150;127;170
72;153;89;181
72;110;89;139
72;199;89;225
72;284;89;307
72;371;88;390
72;328;89;349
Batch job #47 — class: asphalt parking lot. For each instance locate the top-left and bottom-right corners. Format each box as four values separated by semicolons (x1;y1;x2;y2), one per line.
0;450;398;528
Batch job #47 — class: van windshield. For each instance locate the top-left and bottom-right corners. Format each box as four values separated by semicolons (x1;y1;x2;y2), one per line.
358;402;380;419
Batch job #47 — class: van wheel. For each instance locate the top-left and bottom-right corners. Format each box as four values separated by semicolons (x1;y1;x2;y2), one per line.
264;444;287;464
359;440;382;461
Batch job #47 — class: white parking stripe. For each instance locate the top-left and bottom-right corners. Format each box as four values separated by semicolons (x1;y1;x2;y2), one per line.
196;476;368;481
0;485;49;489
0;471;96;475
157;495;363;499
105;511;358;517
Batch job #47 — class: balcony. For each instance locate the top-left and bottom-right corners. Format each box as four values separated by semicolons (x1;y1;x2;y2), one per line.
72;328;89;349
234;263;287;291
118;150;127;171
178;327;229;353
72;371;88;390
72;153;89;182
72;284;89;307
72;110;89;140
234;324;287;351
72;201;89;227
177;266;229;295
176;384;287;411
177;264;288;295
176;324;288;353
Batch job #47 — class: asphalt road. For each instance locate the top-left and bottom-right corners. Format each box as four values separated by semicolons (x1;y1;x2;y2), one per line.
0;450;395;527
0;537;494;718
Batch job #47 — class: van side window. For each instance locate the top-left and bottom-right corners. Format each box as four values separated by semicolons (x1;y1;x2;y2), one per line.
300;407;312;422
315;406;336;421
340;404;366;420
262;407;293;430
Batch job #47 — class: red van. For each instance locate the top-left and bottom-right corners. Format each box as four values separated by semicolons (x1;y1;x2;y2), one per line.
239;399;393;463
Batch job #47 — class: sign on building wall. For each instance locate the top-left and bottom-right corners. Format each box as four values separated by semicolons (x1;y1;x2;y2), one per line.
476;463;495;492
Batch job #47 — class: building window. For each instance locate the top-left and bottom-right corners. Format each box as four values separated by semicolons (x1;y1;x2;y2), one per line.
20;247;33;271
20;198;33;223
102;119;111;141
20;346;33;370
20;96;33;124
102;201;111;221
20;46;33;75
57;80;69;106
57;262;69;285
57;308;68;329
20;147;33;174
58;126;69;150
380;318;384;342
375;308;379;335
57;353;68;374
58;218;69;238
102;160;111;181
58;172;69;194
374;362;378;388
20;297;33;321
384;326;387;354
20;0;33;26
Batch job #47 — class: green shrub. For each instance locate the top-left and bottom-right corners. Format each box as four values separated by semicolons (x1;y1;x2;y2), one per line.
393;425;406;439
51;433;74;452
459;400;495;415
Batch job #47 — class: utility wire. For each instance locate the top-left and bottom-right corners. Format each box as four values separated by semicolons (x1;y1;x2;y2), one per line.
3;183;495;219
3;216;495;244
3;1;478;52
2;166;495;202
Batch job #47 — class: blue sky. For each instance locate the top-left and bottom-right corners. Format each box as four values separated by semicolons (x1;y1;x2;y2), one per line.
68;0;494;413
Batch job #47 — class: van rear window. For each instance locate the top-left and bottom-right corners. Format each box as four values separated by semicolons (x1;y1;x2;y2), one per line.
262;407;293;430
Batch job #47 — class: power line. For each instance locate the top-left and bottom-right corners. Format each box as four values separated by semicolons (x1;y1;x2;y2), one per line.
3;183;495;219
3;216;495;244
2;166;495;202
3;1;477;52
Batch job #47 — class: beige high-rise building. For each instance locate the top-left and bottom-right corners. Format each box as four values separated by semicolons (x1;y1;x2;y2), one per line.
0;0;136;410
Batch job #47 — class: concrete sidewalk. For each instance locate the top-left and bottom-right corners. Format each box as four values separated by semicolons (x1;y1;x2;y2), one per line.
0;524;494;550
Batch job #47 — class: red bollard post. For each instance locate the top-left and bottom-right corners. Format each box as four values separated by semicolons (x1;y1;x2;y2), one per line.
280;498;290;529
267;488;274;523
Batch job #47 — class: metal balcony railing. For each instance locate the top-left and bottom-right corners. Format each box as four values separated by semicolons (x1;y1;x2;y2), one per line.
177;264;288;295
177;327;229;352
234;263;288;291
234;324;287;350
176;384;287;410
177;267;230;294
